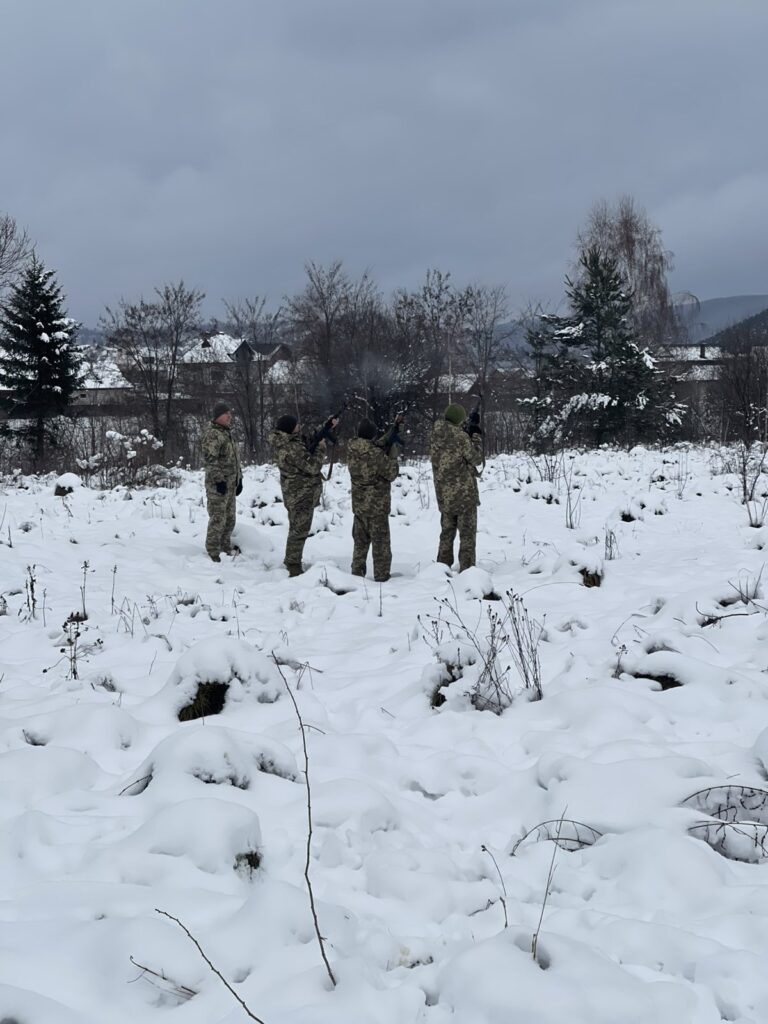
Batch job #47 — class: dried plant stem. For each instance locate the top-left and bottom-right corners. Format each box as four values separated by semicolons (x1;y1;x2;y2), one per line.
272;654;337;988
155;909;266;1023
128;955;196;1002
531;809;566;963
481;845;509;928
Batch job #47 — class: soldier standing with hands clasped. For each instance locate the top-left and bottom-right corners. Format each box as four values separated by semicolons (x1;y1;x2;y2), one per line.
429;402;483;572
269;413;337;577
202;400;242;562
347;416;401;582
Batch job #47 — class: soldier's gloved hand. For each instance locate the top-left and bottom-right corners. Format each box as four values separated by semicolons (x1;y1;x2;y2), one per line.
215;481;227;496
236;478;243;496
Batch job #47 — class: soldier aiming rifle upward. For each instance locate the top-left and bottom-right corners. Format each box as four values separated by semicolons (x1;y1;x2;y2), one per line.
305;402;346;454
347;416;401;582
377;408;408;455
306;402;346;480
269;410;339;577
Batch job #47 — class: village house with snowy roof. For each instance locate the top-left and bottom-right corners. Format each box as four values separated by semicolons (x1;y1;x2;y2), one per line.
177;332;293;392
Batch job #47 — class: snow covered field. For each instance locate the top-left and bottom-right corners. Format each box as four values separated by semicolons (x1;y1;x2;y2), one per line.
2;446;768;1023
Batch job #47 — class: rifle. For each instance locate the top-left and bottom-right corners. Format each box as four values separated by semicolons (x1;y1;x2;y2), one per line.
377;406;410;455
462;393;483;437
305;402;346;455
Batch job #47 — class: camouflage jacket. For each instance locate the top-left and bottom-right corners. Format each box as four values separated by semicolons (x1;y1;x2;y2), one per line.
347;437;399;516
269;430;325;510
202;421;241;487
429;419;483;509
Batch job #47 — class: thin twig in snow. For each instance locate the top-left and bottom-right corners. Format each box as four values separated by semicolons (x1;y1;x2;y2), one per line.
481;845;508;928
155;909;267;1023
271;654;337;988
532;808;566;963
128;955;197;1002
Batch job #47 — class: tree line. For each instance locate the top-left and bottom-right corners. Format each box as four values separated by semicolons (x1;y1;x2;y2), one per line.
1;197;766;473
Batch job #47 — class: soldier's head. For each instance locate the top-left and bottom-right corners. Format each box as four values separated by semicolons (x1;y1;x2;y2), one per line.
444;403;466;426
276;414;299;435
212;401;233;426
357;419;377;441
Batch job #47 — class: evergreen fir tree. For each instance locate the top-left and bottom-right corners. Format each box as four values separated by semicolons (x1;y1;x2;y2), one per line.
529;247;683;446
0;257;82;465
521;318;561;449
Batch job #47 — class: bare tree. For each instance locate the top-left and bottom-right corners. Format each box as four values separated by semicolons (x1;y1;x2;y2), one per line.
285;260;383;415
0;213;33;291
222;297;284;458
718;328;768;444
461;284;513;395
576;195;684;349
393;269;469;416
103;281;204;454
286;261;355;381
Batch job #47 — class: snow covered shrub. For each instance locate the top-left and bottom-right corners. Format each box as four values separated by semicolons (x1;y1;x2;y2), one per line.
54;472;80;496
580;567;603;588
178;681;228;721
746;497;768;528
556;548;604;588
525;481;559;505
121;726;298;798
617;493;667;523
146;639;282;723
79;428;180;489
526;451;564;487
112;799;264;878
734;441;768;505
420;590;544;713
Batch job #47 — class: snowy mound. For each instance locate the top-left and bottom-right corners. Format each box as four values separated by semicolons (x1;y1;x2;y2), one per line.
145;638;283;722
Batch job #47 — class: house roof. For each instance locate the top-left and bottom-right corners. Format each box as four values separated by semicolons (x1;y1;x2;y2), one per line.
182;333;241;363
78;346;131;389
182;333;289;364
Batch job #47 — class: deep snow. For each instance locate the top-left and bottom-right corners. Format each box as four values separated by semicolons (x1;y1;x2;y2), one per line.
2;447;768;1022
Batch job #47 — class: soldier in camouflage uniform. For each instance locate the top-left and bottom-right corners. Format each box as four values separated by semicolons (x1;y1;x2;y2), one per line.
429;403;483;572
347;418;399;582
202;401;242;562
269;414;332;577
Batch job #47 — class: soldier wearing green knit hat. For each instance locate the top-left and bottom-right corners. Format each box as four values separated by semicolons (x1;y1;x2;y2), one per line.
429;403;483;571
444;403;467;426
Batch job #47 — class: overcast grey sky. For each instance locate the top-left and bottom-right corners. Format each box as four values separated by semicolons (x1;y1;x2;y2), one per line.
1;0;766;323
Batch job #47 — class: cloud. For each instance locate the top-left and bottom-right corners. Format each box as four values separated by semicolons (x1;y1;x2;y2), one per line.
1;0;766;322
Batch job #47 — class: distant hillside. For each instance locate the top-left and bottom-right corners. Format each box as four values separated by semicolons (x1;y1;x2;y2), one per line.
676;295;768;343
704;306;768;349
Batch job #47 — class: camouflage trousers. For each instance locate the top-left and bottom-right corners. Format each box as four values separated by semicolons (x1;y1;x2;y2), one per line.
437;504;477;572
285;501;315;575
205;485;236;558
351;511;392;582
